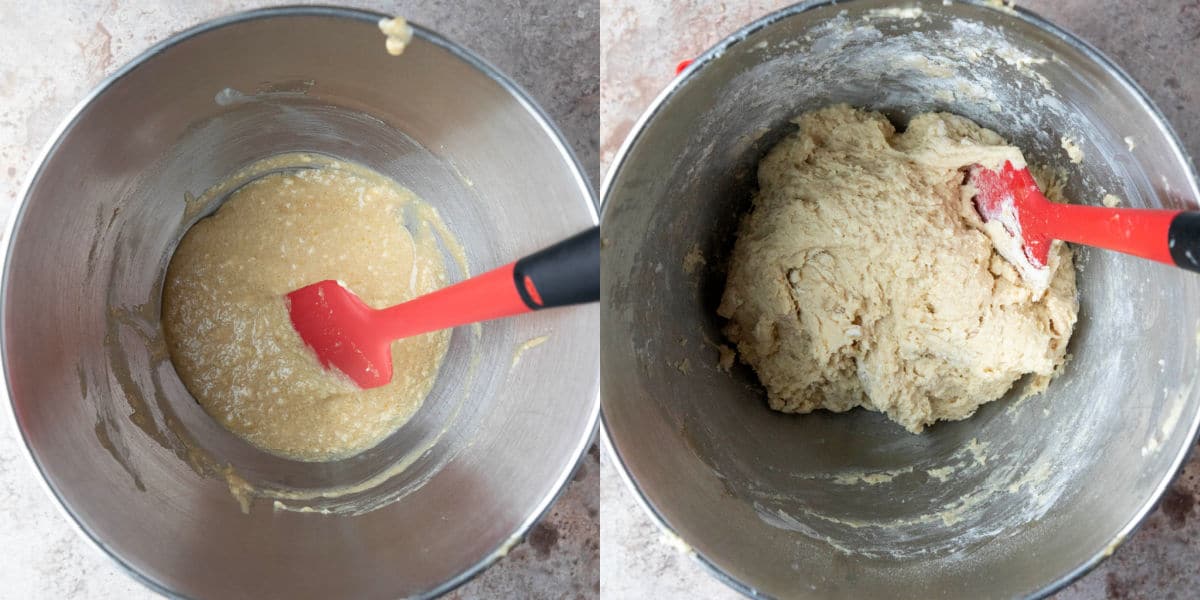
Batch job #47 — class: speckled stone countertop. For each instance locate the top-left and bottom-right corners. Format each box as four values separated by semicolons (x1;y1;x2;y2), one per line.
599;1;1200;598
0;1;597;598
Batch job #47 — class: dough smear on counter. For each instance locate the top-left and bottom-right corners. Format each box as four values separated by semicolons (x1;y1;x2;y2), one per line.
717;105;1078;432
164;156;451;461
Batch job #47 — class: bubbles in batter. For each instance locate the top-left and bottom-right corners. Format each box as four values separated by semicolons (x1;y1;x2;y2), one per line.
163;154;454;462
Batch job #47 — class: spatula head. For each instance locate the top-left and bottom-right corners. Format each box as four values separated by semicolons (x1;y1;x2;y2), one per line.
286;280;392;389
966;161;1053;294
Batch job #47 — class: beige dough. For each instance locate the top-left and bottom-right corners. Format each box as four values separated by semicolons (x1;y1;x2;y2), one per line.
164;155;451;461
717;105;1078;433
378;16;414;56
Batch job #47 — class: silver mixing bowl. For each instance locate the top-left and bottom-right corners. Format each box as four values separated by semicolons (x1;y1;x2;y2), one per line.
601;1;1200;597
3;7;597;599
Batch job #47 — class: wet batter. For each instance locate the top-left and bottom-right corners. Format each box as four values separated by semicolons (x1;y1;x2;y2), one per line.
164;155;452;461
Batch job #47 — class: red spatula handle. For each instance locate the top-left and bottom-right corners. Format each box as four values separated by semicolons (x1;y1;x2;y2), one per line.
1041;203;1200;270
378;226;599;339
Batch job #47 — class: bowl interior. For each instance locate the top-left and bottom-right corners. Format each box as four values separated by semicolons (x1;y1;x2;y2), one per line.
5;9;597;599
601;1;1200;598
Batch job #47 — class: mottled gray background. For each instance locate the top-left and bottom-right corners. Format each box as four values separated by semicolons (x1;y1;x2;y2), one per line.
0;1;597;598
599;1;1200;598
4;0;1199;598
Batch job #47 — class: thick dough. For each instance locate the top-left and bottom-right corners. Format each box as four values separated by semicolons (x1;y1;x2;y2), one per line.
717;105;1078;433
164;156;451;461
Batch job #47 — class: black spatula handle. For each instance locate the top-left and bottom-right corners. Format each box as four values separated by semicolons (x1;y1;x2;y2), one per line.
1168;212;1200;272
512;226;600;310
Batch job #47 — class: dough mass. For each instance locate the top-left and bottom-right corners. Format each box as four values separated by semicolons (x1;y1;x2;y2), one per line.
164;155;451;461
718;105;1078;432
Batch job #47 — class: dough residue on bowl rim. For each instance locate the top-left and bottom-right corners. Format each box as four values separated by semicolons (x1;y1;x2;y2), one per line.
378;16;414;56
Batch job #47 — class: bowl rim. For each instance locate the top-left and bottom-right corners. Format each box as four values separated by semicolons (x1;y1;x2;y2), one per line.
0;5;599;599
598;0;1200;598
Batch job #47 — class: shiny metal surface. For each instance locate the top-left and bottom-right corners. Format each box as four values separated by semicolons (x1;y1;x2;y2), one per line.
601;1;1200;598
3;7;597;599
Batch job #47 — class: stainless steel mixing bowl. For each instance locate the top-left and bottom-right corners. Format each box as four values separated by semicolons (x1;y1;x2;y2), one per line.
601;1;1200;597
3;7;597;599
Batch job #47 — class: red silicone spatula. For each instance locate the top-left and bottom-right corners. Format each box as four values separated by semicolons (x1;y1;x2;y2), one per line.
287;226;599;389
967;161;1200;293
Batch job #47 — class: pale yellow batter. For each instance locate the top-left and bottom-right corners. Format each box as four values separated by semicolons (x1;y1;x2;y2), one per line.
718;105;1078;433
164;155;451;461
